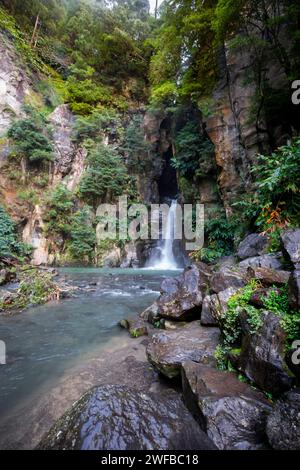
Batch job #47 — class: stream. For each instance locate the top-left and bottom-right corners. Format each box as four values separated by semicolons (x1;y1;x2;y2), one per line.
0;267;180;446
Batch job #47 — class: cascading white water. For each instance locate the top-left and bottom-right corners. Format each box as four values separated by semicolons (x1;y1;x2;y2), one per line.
147;200;178;270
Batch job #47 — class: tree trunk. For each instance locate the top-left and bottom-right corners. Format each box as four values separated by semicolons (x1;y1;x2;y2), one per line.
154;0;158;19
21;156;27;184
30;15;40;48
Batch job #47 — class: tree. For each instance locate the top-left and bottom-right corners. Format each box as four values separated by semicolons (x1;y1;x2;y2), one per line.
172;121;214;177
149;0;219;105
7;106;54;177
122;115;150;171
69;207;96;262
0;205;31;260
79;143;128;205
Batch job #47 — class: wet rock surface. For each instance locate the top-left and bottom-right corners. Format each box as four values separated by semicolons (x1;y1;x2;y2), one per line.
139;301;160;324
288;269;300;309
281;229;300;269
208;287;240;325
200;295;218;326
246;266;290;286
210;265;247;293
237;233;269;260
119;316;150;338
156;264;212;321
181;362;272;450
239;253;283;270
146;322;220;378
266;389;300;450
37;385;216;450
238;311;294;395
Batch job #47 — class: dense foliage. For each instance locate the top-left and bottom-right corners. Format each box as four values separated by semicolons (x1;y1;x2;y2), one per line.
149;0;300;109
122;115;150;171
215;280;300;371
69;207;96;262
8;106;54;168
0;206;31;260
172;122;214;177
79;143;128;205
233;138;300;244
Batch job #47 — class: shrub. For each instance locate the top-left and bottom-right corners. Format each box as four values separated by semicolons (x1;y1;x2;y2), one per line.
0;205;31;260
122;115;150;172
172;122;214;177
79;143;128;205
66;74;113;115
72;108;121;144
68;207;96;262
43;184;74;239
191;214;235;263
254;139;300;226
233;138;300;233
216;281;300;370
8;106;54;167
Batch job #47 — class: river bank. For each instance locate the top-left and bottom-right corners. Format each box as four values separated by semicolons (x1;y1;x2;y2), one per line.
0;268;179;449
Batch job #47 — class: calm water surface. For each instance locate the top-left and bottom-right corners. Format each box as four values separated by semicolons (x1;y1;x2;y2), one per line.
0;268;180;425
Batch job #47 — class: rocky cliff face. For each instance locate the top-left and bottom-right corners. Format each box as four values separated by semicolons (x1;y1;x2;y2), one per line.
0;27;295;266
204;41;293;216
0;32;31;154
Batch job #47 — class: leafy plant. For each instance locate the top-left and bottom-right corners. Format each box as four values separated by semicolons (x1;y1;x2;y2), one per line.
122;115;150;172
217;281;300;371
172;122;214;177
0;205;31;261
68;207;96;262
43;184;74;240
191;214;236;263
79;143;128;205
8;106;54;167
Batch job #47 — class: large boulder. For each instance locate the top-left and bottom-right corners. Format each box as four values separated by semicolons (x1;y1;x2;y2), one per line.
239;253;283;270
281;229;300;269
119;316;149;338
288;269;300;309
201;287;240;326
237;233;268;260
238;311;294;395
182;362;272;450
37;385;216;450
146;322;220;378
210;265;247;293
266;388;300;450
246;266;290;286
156;264;212;321
200;295;218;326
139;302;160;325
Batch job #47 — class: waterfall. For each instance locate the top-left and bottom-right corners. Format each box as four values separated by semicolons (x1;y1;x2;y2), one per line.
147;200;178;270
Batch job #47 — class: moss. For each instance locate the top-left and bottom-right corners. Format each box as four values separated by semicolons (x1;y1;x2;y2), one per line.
0;7;51;75
0;267;59;313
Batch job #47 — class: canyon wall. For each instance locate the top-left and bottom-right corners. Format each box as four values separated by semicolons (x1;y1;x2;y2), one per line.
0;29;296;266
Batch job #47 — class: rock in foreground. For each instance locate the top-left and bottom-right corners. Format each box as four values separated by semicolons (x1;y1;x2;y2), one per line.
146;322;220;378
182;362;272;450
237;233;268;260
238;311;294;395
37;385;216;450
266;388;300;450
156;264;212;321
